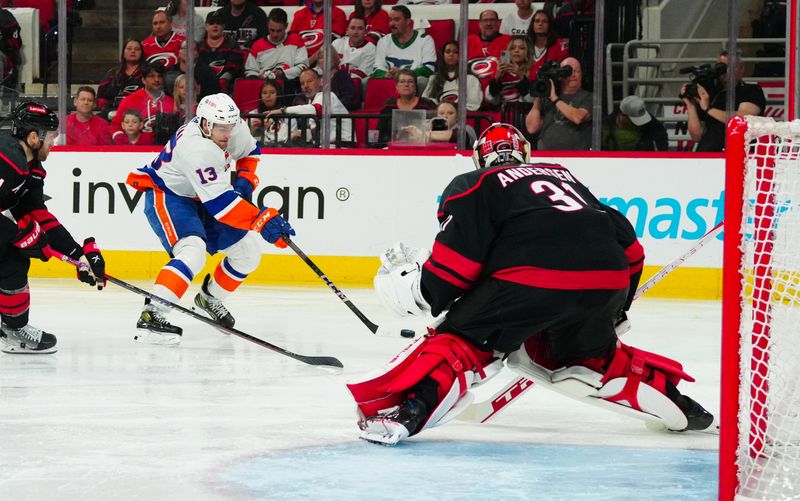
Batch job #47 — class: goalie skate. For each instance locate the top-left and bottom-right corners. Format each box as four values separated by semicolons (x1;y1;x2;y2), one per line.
0;323;57;354
359;398;428;446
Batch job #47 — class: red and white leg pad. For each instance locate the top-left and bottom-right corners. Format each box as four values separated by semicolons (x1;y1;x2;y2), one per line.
507;338;695;431
346;331;500;441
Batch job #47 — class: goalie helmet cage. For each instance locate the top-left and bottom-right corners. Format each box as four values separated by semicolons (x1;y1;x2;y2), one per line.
720;116;800;500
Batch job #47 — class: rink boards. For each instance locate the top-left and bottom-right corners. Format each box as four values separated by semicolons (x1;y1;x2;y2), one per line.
32;148;725;299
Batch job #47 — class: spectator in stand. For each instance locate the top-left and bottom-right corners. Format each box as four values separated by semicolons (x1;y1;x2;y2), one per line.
428;101;477;149
66;86;112;146
372;6;436;89
351;0;389;44
267;67;352;145
247;79;291;145
111;62;175;144
173;74;187;118
681;49;766;152
0;6;21;89
501;0;535;36
165;0;204;41
197;10;246;94
142;10;186;95
467;10;511;106
245;8;308;97
290;0;347;68
423;40;482;112
177;39;221;98
602;95;668;151
217;0;268;50
484;36;534;109
526;9;569;77
97;39;145;120
113;109;155;146
318;46;358;111
525;56;592;150
377;68;437;144
332;16;376;94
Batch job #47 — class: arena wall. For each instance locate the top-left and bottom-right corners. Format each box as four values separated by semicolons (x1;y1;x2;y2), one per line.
32;147;725;299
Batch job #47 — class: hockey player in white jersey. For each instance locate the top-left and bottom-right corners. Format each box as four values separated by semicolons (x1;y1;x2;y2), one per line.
126;93;295;344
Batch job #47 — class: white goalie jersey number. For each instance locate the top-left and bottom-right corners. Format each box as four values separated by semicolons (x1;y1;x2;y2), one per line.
530;180;589;212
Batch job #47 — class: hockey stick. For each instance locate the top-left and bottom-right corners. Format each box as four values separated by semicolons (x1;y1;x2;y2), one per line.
283;236;410;337
52;251;343;369
457;221;725;424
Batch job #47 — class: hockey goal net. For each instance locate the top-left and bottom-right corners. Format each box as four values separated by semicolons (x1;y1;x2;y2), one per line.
721;116;800;500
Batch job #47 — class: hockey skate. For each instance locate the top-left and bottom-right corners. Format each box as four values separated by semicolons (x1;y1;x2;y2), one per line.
193;274;235;329
359;397;429;446
0;323;57;354
135;301;182;345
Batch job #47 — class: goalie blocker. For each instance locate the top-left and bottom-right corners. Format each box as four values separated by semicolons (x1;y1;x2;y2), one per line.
351;123;715;445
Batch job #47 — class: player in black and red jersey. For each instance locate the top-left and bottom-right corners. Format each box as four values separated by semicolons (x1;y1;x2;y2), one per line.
347;123;714;445
0;102;106;354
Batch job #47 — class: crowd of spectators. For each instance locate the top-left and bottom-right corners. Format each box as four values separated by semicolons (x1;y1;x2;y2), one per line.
55;0;768;152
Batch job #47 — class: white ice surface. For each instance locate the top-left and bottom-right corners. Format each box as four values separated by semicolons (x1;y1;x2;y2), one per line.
0;279;721;500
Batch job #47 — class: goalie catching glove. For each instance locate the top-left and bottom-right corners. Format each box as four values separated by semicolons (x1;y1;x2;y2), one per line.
374;242;431;317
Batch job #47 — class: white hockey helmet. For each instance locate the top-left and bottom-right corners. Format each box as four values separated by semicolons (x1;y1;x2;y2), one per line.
472;123;530;169
196;93;241;128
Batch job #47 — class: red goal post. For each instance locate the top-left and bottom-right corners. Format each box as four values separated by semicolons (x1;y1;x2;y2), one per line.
720;115;800;500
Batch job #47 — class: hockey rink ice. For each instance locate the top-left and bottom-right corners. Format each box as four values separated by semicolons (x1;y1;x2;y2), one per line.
0;279;721;500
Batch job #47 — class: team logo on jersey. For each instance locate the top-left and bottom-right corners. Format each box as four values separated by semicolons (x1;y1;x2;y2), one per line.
147;52;179;69
440;89;459;103
469;58;498;80
209;59;226;76
143;115;156;132
123;84;140;95
300;30;324;53
439;214;453;232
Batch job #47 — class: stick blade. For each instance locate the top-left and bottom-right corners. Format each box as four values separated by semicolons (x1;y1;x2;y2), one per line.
301;355;344;368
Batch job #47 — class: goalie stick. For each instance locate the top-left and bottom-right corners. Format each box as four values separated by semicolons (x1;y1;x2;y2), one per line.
284;236;410;338
52;251;343;369
457;221;725;424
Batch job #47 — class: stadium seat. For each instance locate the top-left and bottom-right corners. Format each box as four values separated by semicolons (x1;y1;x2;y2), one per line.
351;77;363;110
363;78;395;111
232;78;264;113
425;19;454;55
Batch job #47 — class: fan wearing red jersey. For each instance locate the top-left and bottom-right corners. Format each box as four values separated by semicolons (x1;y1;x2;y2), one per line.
348;123;714;445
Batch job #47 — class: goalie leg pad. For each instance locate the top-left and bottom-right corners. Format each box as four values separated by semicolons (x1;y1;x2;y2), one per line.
508;338;698;431
347;333;496;435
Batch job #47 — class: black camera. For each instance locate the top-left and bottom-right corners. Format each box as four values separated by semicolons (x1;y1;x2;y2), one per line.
430;116;448;131
530;61;573;98
678;62;727;100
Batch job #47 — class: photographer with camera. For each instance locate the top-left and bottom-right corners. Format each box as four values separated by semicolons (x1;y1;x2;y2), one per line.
525;57;592;150
679;49;765;152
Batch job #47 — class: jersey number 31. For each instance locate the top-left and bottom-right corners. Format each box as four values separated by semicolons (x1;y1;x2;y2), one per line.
531;180;588;212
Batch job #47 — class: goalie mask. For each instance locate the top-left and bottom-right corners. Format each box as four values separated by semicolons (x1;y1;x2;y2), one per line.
472;123;530;169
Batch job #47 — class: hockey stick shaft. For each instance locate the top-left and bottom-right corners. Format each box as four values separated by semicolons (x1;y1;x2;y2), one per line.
284;237;381;335
52;251;343;369
459;222;724;423
632;221;723;300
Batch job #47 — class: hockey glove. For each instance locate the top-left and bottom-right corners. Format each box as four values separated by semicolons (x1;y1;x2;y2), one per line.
77;237;106;290
232;175;255;203
252;208;295;248
12;215;53;261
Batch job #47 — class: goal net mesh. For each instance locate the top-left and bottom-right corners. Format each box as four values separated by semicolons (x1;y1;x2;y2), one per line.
736;117;800;499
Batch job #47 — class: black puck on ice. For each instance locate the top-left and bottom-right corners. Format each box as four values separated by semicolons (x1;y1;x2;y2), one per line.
400;329;416;338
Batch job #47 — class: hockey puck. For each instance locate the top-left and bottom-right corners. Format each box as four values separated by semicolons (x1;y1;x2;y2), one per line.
400;329;416;338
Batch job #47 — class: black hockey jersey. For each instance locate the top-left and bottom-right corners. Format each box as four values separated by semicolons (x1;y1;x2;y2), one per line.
0;134;81;256
421;162;644;317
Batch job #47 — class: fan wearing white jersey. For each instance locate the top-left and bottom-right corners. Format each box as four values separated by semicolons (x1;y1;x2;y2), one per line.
126;93;295;344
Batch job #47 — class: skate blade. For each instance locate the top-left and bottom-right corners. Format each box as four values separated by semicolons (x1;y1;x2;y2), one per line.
133;330;182;346
1;345;57;354
358;419;409;446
